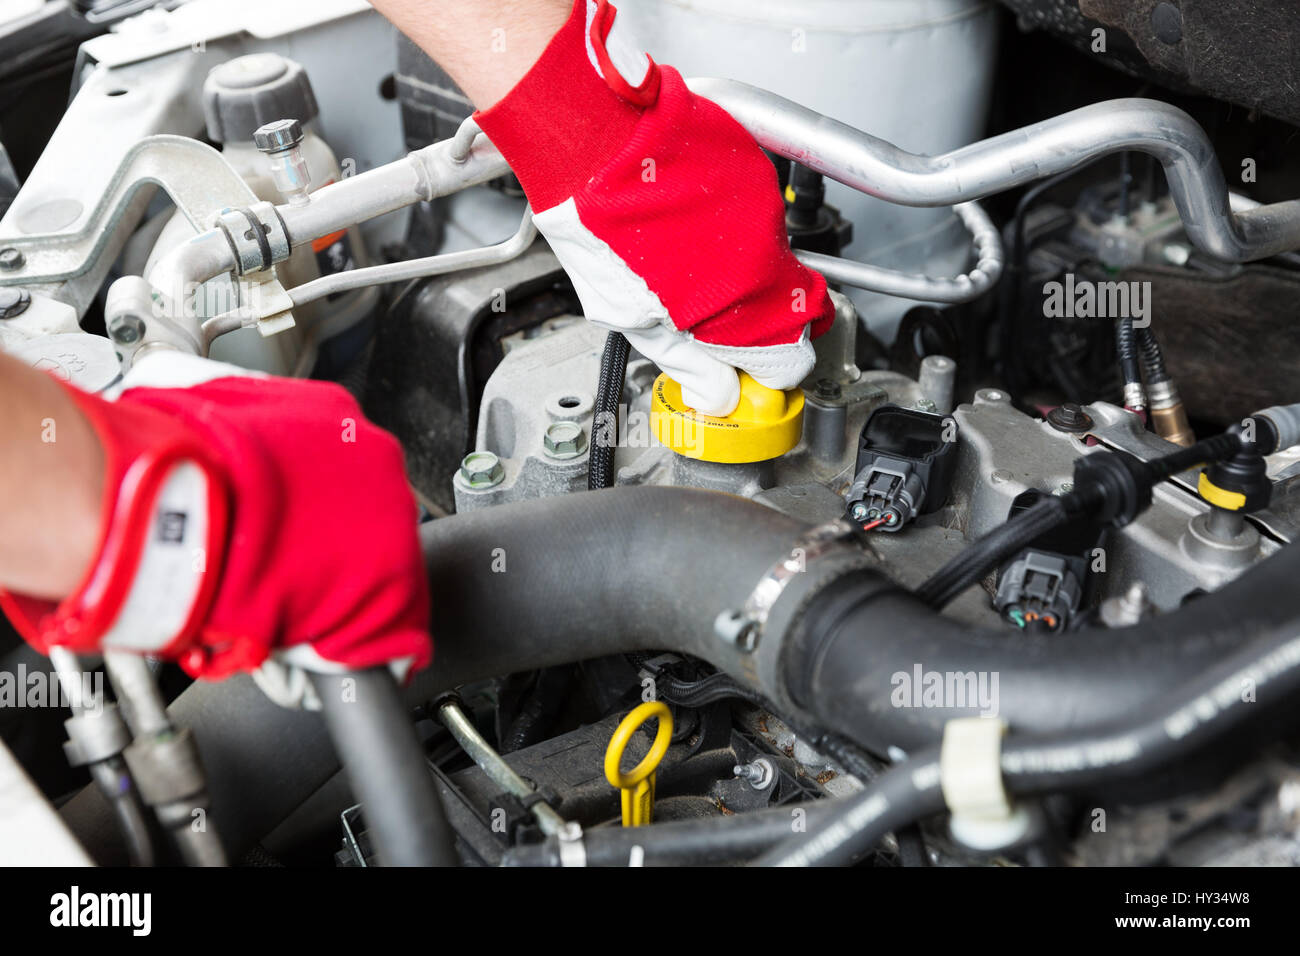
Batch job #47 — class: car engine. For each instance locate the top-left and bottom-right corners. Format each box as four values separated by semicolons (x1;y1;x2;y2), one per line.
2;0;1300;875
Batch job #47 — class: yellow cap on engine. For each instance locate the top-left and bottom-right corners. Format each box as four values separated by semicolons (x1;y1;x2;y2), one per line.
650;372;805;463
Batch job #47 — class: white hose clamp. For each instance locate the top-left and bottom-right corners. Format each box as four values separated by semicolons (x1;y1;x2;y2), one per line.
556;821;587;867
939;716;1032;851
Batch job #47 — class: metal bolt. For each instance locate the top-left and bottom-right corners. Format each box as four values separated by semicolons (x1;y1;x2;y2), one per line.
253;118;304;152
108;313;146;345
714;608;758;652
543;420;588;460
1047;401;1094;433
913;397;938;413
0;248;25;272
814;378;842;401
1100;581;1149;628
458;451;504;490
733;758;775;790
0;286;31;319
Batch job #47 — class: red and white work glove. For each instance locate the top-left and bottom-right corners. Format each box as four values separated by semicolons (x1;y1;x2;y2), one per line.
0;351;431;686
475;0;834;417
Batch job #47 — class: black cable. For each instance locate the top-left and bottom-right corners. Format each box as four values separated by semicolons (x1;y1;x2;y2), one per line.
589;331;630;490
913;497;1070;609
913;432;1244;609
759;622;1300;866
1115;316;1142;405
1135;325;1169;385
656;671;768;709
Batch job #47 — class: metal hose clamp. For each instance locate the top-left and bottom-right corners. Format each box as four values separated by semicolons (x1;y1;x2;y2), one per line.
215;201;292;275
714;517;862;652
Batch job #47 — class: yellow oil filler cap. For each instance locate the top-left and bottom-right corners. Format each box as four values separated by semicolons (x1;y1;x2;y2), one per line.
650;372;804;463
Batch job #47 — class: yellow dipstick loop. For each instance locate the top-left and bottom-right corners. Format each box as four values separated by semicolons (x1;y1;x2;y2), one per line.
604;701;673;827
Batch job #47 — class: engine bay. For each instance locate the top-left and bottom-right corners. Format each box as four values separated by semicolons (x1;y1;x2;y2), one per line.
2;0;1300;879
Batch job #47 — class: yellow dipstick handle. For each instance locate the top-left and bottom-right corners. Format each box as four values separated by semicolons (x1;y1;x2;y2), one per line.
604;701;673;827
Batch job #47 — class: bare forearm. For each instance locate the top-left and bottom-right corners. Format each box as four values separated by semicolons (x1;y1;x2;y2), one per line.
0;350;104;600
369;0;569;108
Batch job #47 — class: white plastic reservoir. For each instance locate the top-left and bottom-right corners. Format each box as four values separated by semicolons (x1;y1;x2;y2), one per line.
616;0;1001;339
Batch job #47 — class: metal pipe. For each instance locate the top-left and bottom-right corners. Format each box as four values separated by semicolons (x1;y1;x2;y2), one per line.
103;652;171;737
689;79;1300;263
147;135;511;313
102;651;228;867
436;699;569;838
796;201;1003;302
284;212;537;312
47;647;156;867
277;137;509;248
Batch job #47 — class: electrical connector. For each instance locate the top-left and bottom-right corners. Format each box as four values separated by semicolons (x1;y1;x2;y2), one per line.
844;405;957;532
994;489;1105;631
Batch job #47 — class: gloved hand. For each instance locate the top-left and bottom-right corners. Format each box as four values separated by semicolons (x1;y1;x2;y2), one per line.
475;0;834;417
0;351;431;683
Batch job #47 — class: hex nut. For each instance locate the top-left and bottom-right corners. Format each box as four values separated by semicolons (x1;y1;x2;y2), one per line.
458;451;504;489
543;421;588;460
253;118;304;153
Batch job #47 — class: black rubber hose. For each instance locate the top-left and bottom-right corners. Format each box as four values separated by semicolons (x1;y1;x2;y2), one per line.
308;669;457;866
56;488;1300;861
764;622;1300;866
589;331;630;490
1115;316;1142;402
502;799;844;866
1000;628;1300;793
1135;325;1169;384
755;754;945;867
786;542;1300;756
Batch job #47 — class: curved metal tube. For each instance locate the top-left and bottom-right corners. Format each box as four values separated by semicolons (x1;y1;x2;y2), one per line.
0;135;259;287
148;135;512;318
284;211;536;310
796;201;1003;302
690;79;1300;263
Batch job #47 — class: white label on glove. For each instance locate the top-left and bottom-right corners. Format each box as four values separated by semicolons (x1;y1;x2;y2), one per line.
100;462;210;652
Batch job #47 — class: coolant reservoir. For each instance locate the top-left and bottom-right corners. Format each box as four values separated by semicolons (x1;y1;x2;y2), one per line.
615;0;999;341
145;52;377;375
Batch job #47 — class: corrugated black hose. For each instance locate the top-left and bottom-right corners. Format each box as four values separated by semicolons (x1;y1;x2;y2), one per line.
1135;325;1169;384
1115;316;1143;402
589;331;630;491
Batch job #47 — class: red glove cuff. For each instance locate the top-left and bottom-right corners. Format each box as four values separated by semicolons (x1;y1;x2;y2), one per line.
475;0;654;211
0;382;228;658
